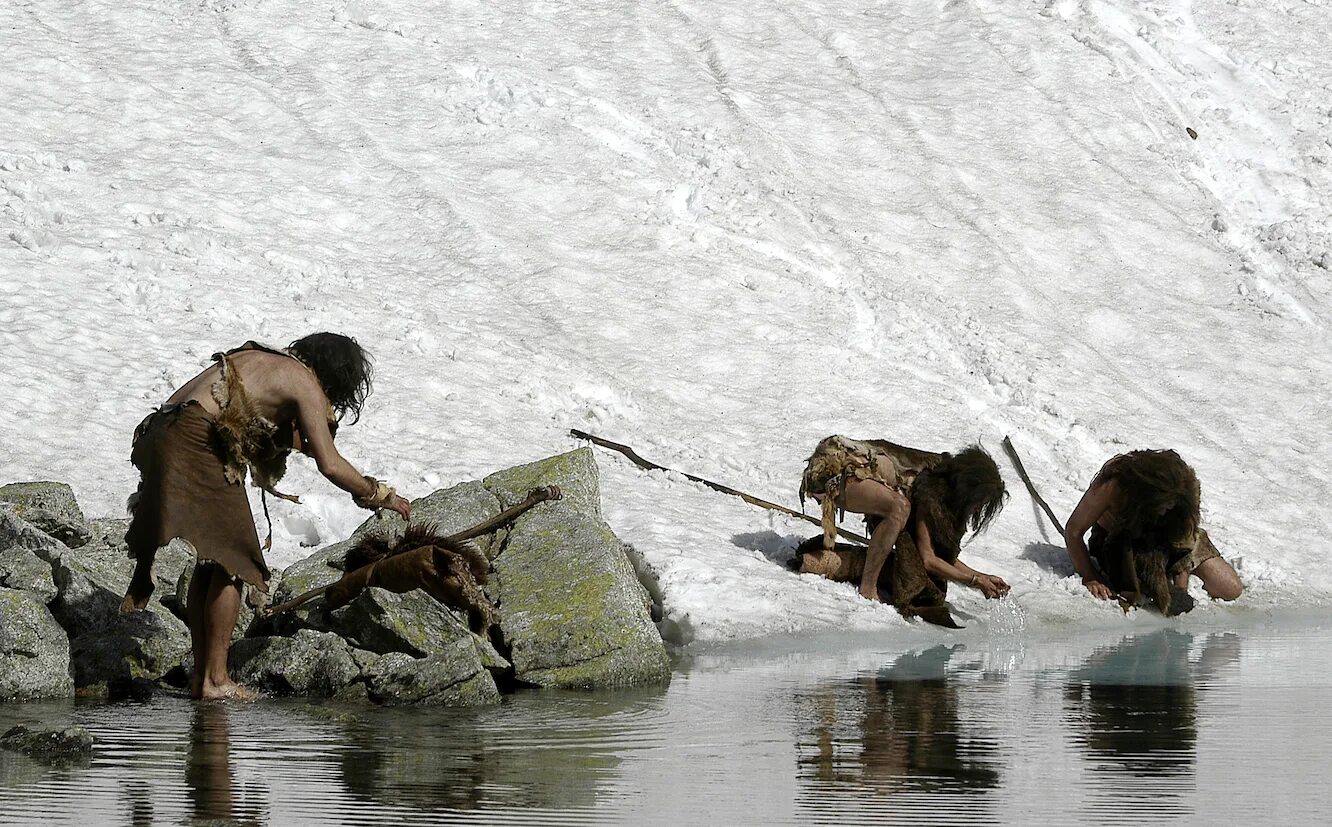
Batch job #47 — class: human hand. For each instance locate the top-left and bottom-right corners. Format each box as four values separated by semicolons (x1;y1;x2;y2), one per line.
386;494;411;521
1082;578;1115;600
973;574;1010;599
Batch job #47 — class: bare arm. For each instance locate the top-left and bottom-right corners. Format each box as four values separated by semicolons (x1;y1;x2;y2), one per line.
289;369;411;520
1064;479;1116;599
914;516;1010;599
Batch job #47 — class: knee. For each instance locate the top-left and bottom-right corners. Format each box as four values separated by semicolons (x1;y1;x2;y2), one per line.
873;489;910;522
1206;578;1243;601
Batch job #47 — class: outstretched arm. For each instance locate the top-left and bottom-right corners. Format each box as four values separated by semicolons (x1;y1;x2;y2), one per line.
1064;480;1115;599
290;372;410;520
914;516;1009;599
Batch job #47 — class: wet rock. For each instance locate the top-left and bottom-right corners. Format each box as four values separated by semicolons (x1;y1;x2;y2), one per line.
364;646;501;706
484;449;669;689
230;630;366;698
0;482;91;549
1;724;92;766
0;588;74;700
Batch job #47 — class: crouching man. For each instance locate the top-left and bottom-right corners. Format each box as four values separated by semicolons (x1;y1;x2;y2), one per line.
793;435;1009;622
1064;449;1242;615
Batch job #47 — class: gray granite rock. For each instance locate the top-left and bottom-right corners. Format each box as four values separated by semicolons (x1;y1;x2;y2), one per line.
483;449;669;689
363;645;500;706
0;588;74;700
229;630;365;698
0;506;61;601
0;482;90;549
49;544;190;691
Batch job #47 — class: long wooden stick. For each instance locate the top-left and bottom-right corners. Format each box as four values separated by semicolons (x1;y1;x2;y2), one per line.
1001;436;1065;535
570;429;870;545
260;485;562;618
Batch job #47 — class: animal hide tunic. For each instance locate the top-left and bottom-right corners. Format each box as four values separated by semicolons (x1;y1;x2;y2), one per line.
797;436;961;626
121;342;333;612
799;435;946;553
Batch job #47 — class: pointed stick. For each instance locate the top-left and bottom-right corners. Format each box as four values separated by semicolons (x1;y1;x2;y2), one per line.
570;429;869;545
1000;436;1065;535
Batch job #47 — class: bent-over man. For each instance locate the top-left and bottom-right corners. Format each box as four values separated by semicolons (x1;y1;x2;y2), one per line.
1064;449;1242;614
795;435;1009;611
122;334;411;700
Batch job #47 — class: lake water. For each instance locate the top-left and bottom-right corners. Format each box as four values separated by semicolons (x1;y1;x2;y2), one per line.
2;612;1330;825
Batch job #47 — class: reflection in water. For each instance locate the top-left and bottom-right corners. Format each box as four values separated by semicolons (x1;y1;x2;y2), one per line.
797;645;1001;819
1065;630;1241;819
186;703;266;825
335;690;658;815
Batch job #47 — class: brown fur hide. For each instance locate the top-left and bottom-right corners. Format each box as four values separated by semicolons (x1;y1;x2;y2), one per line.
327;523;497;634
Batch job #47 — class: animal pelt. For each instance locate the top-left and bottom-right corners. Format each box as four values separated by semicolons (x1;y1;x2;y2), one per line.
791;536;960;629
1091;527;1195;617
328;523;497;634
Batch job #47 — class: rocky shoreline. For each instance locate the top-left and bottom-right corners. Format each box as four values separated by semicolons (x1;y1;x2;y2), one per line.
0;448;670;705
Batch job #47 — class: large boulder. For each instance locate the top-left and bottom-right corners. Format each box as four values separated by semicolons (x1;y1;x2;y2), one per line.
0;507;59;601
48;543;190;692
0;482;91;549
0;588;74;699
363;647;501;706
484;448;669;689
230;630;366;698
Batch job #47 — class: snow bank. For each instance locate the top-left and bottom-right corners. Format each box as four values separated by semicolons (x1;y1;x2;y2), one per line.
3;0;1329;644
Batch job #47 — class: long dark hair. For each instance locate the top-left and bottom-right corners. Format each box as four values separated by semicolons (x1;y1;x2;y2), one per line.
1093;449;1200;549
909;445;1007;558
287;332;374;424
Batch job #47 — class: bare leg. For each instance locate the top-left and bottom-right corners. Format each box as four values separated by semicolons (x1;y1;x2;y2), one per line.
197;567;256;701
185;563;211;699
841;479;910;602
1193;556;1244;601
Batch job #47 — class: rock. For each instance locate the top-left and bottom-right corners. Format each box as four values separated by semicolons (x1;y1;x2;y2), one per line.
0;588;74;699
1;724;92;766
484;449;669;689
327;587;504;666
325;587;506;700
485;446;602;521
0;482;91;549
48;545;190;692
401;481;504;558
230;630;365;698
0;508;59;602
364;645;501;706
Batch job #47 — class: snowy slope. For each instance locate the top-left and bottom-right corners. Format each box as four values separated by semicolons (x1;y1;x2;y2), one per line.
3;0;1329;643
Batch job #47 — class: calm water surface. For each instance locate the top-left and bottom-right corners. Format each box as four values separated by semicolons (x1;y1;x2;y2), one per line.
2;614;1330;825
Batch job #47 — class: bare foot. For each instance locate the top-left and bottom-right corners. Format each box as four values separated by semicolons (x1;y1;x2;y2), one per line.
199;681;259;702
858;582;880;602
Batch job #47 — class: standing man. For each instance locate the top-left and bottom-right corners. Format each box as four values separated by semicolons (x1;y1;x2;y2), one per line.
121;334;410;700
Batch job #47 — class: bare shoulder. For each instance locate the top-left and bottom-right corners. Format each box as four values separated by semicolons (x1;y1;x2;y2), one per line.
231;349;323;404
